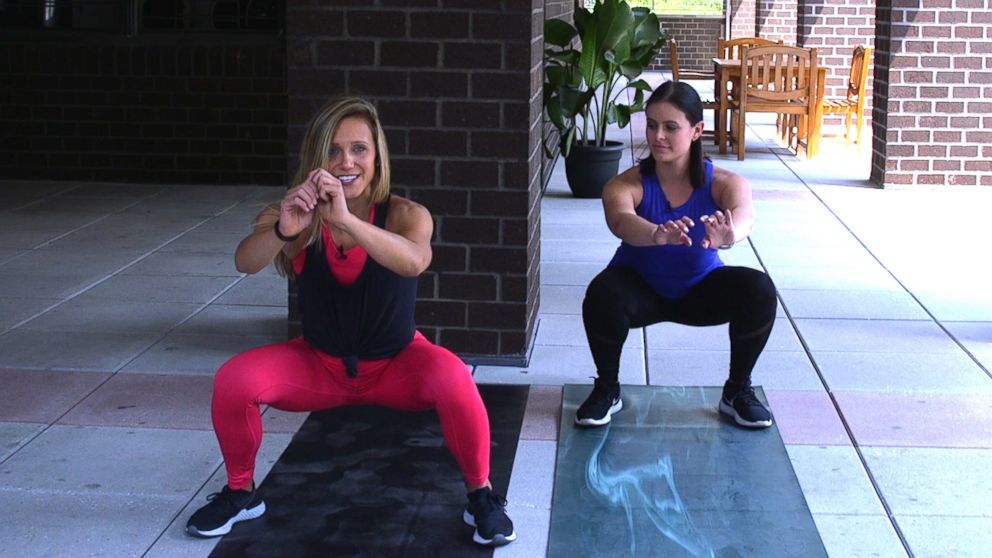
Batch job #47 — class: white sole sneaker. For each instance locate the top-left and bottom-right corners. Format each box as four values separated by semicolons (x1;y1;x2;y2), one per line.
186;501;266;538
574;397;623;427
463;509;517;546
718;398;773;428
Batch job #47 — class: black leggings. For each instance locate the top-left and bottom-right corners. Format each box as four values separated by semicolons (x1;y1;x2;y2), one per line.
582;265;778;386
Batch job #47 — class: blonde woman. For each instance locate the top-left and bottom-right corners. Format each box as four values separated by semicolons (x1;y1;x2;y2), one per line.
185;97;515;547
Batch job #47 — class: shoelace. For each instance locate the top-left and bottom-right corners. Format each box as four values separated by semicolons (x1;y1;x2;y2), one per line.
592;383;619;404
207;487;250;509
474;490;508;513
734;388;761;406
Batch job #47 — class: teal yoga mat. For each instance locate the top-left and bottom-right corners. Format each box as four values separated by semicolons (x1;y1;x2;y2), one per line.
549;385;827;558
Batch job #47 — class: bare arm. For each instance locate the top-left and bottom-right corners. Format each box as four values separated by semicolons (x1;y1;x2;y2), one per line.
234;174;322;274
233;206;310;274
334;196;433;277
603;167;695;247
700;167;755;249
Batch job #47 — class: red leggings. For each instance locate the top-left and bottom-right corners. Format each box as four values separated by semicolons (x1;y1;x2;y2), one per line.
212;331;491;489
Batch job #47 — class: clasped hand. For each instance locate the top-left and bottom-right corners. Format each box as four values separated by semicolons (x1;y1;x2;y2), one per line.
277;169;350;238
652;209;735;249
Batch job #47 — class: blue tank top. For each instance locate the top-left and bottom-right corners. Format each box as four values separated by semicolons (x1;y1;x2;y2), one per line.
609;160;723;298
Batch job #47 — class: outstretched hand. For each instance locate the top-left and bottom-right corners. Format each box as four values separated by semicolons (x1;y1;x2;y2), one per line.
652;216;695;247
700;209;735;249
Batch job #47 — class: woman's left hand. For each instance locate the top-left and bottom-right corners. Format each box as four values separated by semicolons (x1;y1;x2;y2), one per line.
310;169;352;227
700;209;736;249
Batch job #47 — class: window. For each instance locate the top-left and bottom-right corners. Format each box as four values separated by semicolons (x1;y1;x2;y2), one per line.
582;0;723;17
0;0;283;33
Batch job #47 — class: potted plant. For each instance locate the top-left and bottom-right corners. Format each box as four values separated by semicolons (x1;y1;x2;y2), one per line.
544;0;667;198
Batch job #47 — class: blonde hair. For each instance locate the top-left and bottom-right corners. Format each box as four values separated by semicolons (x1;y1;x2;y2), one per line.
273;96;392;277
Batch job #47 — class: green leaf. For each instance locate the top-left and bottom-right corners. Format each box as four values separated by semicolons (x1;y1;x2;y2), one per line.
627;78;653;91
615;104;631;128
544;18;577;47
578;19;607;88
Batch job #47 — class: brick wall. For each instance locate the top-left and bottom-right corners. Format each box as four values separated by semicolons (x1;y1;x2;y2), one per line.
0;36;287;185
799;0;876;133
870;0;992;187
286;0;544;364
542;0;575;187
758;0;798;44
649;16;725;72
729;0;758;38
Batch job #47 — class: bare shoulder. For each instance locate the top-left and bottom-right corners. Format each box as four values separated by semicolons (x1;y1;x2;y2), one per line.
386;195;433;231
610;165;643;189
604;165;643;199
710;164;751;198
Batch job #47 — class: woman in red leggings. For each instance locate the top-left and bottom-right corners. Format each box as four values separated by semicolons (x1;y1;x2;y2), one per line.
185;97;515;547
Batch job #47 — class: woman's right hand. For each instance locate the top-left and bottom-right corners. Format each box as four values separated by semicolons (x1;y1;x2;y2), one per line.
652;217;695;246
277;169;322;237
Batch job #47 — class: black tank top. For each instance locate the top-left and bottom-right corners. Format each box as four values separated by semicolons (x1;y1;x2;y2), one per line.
296;196;417;377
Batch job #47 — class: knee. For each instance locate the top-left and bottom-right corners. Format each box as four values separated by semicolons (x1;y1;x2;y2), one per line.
583;269;623;316
213;352;259;402
746;270;778;317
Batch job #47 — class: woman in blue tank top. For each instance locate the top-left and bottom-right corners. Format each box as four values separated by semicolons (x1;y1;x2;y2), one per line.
575;81;778;430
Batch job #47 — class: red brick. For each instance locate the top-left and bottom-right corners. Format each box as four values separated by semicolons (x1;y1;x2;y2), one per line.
900;160;930;171
948;146;977;157
964;160;992;171
953;26;985;39
885;172;915;184
934;102;964;112
900;130;931;142
953;57;984;69
931;159;959;170
933;131;962;142
949;116;980;127
948;174;977;185
917;174;946;184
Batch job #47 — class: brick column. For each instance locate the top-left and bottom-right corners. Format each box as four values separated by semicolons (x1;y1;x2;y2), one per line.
286;0;543;364
728;0;758;37
650;16;726;72
799;0;876;132
758;0;798;44
871;0;992;187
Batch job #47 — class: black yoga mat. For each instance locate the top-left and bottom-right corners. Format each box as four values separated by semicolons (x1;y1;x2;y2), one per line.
549;385;827;558
210;384;529;558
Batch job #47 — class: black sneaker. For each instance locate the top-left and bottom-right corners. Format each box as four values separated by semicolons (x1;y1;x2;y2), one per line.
186;486;266;538
719;384;773;428
463;487;516;547
574;380;622;427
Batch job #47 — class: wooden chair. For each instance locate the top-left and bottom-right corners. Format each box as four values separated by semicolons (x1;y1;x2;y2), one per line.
731;45;818;160
717;37;783;146
669;38;715;81
669;38;718;140
820;45;872;148
718;36;782;60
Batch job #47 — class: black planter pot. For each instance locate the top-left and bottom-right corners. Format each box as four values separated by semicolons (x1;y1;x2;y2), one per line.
564;140;625;199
